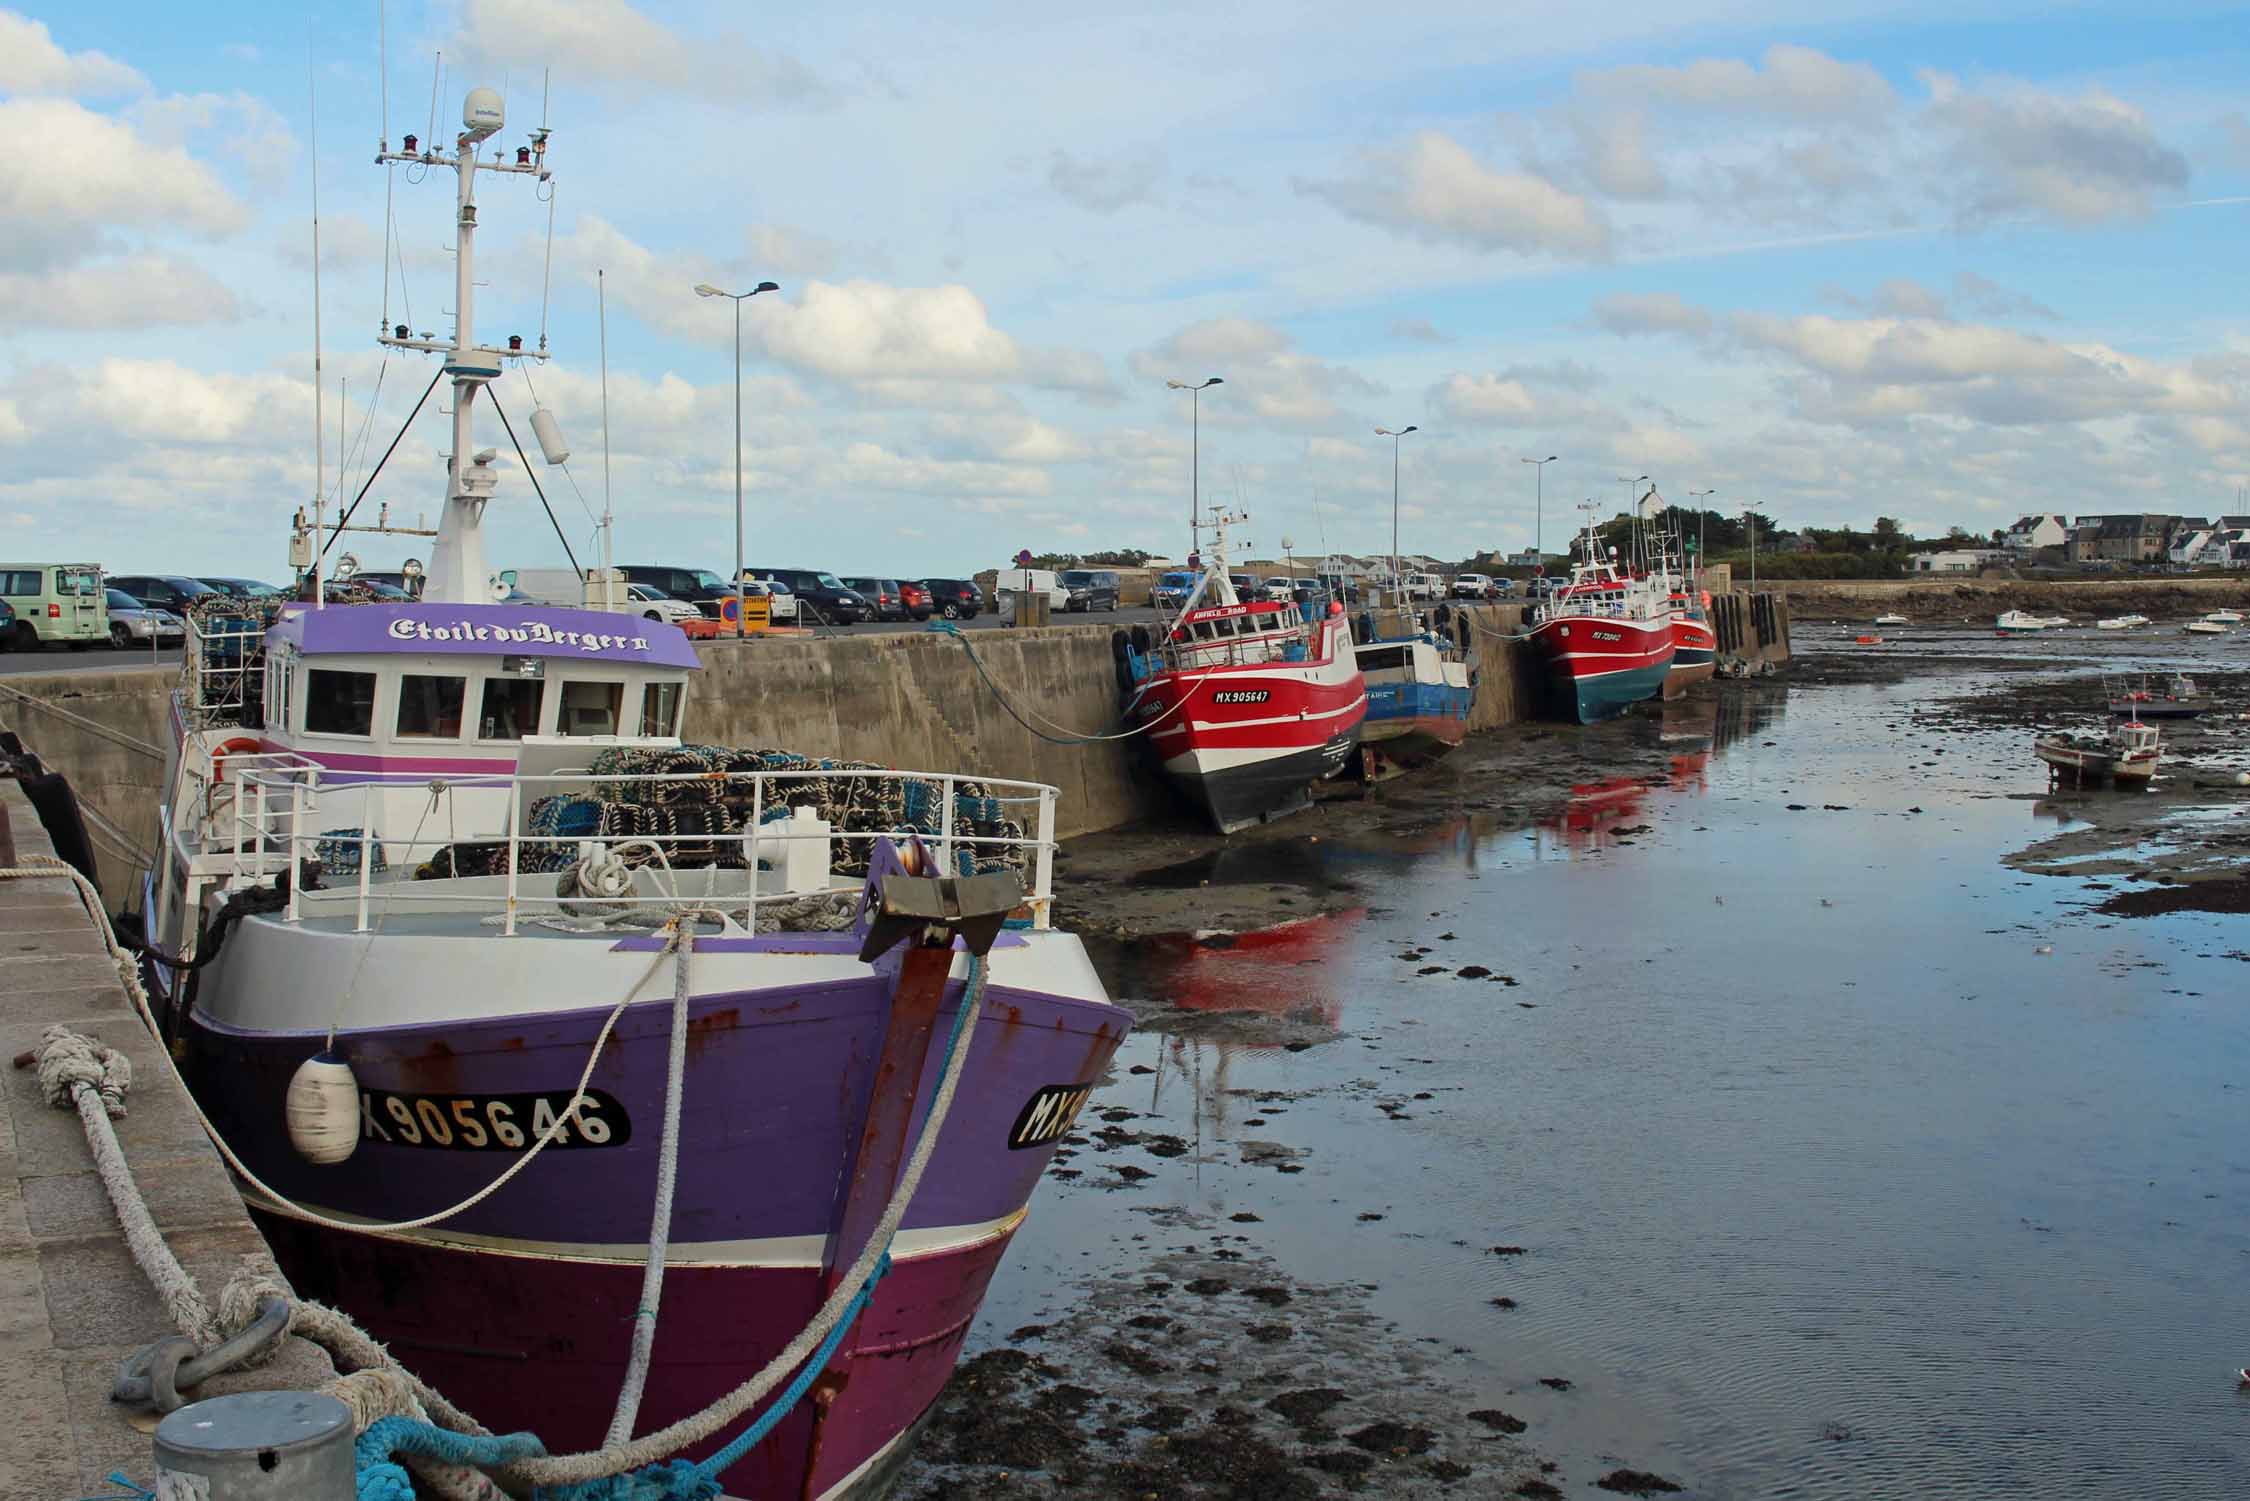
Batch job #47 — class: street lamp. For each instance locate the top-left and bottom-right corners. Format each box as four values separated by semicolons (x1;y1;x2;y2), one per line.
694;278;781;636
1521;454;1557;564
1166;377;1224;558
1689;487;1716;566
1745;507;1758;590
1376;425;1419;603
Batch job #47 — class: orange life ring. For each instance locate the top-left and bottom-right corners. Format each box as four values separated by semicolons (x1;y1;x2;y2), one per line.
210;736;263;783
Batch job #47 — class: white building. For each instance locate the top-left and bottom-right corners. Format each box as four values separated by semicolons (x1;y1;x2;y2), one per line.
1912;549;2008;574
2168;529;2215;566
2002;514;2068;552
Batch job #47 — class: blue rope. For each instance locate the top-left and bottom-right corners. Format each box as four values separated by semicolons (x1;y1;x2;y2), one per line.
76;1475;154;1501
354;1419;547;1501
355;957;990;1501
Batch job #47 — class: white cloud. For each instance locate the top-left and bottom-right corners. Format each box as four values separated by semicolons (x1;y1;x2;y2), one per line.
0;98;249;269
1298;131;1610;259
128;90;296;185
1390;317;1451;345
1592;290;1713;338
0;11;147;98
1586;43;1896;122
0;254;241;329
10;357;309;445
1920;71;2189;227
1131;318;1382;431
452;0;830;108
1046;147;1164;213
746;223;843;278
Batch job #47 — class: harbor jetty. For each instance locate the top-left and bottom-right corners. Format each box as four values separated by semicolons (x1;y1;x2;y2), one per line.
2;769;336;1498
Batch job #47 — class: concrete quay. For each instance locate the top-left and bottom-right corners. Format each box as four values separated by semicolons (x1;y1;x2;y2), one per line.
0;775;333;1501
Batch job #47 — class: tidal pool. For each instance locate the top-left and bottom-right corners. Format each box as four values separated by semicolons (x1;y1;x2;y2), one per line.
974;664;2250;1499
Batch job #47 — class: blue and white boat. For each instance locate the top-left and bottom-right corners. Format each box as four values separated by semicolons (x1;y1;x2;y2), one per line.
1352;615;1475;778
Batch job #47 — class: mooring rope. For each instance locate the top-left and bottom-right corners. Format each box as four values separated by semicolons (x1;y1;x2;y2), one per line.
925;619;1216;744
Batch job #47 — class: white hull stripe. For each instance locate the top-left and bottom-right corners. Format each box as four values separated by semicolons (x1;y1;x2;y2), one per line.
1187;693;1366;735
250;1196;1030;1268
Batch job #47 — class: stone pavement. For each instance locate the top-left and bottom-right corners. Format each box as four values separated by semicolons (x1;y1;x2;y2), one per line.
1;773;333;1501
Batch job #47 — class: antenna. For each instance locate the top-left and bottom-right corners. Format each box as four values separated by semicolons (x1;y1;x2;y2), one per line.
310;48;325;610
599;266;614;607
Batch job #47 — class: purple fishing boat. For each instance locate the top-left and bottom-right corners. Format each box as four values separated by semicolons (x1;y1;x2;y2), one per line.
142;82;1126;1499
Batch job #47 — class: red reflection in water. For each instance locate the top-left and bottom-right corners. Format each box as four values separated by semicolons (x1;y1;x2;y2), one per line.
1150;907;1367;1028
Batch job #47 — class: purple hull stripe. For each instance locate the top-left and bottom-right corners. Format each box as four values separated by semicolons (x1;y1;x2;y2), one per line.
186;976;1125;1246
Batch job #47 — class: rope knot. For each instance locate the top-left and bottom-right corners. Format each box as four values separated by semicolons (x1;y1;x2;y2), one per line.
35;1024;131;1117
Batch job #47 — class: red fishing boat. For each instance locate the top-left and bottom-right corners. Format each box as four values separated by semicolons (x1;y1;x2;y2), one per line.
1114;512;1365;832
1527;508;1675;724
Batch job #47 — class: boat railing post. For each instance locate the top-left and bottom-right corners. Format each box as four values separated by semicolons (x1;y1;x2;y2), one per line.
250;779;268;880
1034;786;1058;925
355;823;373;933
503;779;521;938
940;773;956;876
748;773;764;922
287;778;306;922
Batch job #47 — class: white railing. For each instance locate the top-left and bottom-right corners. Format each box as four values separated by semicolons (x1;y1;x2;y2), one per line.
213;763;1060;937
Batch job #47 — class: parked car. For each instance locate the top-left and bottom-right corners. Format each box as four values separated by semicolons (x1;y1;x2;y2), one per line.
619;564;740;619
624;583;704;626
744;567;869;625
1405;572;1443;601
0;563;107;650
109;574;219;617
104;588;185;649
895;580;934;620
352;570;426;599
1490;577;1517;597
315;578;416;603
920;578;983;620
1058;569;1120;612
0;597;12;641
1152;570;1197;610
842;577;909;623
1316;573;1362;605
1261;575;1297;602
1451;572;1493;600
735;579;799;624
199;577;288;601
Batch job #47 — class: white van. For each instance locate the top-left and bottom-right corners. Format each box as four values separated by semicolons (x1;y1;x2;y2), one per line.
991;567;1069;610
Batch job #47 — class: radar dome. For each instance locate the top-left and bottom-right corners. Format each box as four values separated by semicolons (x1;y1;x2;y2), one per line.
463;87;505;140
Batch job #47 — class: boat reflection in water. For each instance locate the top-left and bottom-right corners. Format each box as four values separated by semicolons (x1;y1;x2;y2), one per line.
1112;907;1366;1035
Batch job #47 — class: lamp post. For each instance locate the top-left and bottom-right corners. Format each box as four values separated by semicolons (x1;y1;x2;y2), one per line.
1689;487;1716;567
694;278;781;636
1746;508;1758;590
1166;376;1224;558
1521;454;1557;564
1615;473;1648;569
1376;425;1419;603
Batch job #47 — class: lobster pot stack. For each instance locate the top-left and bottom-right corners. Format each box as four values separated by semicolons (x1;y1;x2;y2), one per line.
408;743;1031;881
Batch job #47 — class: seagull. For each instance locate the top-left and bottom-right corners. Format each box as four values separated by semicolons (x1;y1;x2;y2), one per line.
2238;1367;2250;1389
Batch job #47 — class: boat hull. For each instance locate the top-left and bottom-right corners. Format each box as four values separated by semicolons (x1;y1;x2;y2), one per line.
1663;613;1716;697
1127;623;1366;833
1530;615;1675;724
180;960;1128;1498
1359;676;1471;773
1161;732;1361;832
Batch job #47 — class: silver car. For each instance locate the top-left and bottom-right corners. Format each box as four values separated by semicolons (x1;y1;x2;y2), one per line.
105;587;184;649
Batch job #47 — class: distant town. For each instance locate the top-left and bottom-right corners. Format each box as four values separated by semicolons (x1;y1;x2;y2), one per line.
1021;506;2250;585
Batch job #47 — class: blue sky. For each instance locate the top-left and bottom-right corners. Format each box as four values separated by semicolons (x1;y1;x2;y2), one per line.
4;1;2247;581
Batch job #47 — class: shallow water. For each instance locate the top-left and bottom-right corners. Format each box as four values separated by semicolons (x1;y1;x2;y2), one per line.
984;654;2250;1499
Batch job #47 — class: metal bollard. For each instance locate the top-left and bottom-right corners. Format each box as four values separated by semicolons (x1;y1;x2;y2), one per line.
153;1391;355;1499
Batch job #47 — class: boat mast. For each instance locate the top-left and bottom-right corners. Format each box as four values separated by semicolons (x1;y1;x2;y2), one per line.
375;85;550;605
310;57;325;610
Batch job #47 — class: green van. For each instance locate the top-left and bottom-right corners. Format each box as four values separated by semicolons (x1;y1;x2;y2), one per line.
0;564;109;650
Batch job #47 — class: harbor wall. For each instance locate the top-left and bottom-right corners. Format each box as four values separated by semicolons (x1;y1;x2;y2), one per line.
0;591;1791;873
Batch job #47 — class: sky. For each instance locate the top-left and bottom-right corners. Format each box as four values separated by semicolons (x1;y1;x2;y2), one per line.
4;1;2249;581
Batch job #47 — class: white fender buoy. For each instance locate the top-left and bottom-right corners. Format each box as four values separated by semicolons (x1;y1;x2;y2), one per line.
286;1053;361;1165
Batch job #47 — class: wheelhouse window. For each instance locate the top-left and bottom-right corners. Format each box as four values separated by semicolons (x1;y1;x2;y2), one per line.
479;678;544;740
559;680;624;736
639;680;683;738
396;674;466;739
304;668;376;737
